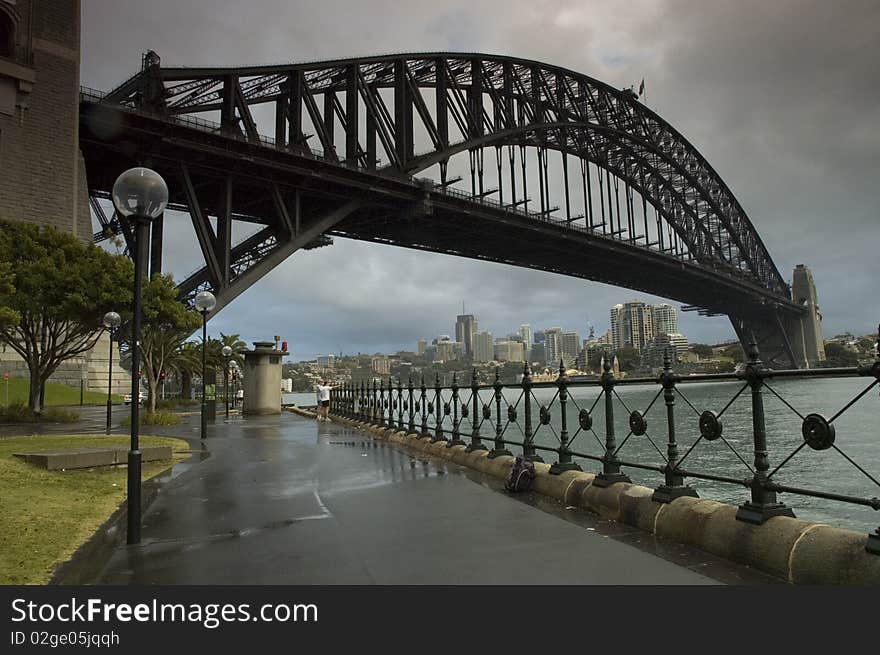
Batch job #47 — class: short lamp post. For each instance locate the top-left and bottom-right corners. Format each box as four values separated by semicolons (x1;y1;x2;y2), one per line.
102;311;121;435
112;166;168;546
221;345;232;420
195;291;217;439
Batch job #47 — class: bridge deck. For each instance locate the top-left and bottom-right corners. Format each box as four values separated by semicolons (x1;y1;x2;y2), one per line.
86;413;776;584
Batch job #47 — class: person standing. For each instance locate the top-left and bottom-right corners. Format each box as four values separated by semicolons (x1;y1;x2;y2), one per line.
315;380;332;421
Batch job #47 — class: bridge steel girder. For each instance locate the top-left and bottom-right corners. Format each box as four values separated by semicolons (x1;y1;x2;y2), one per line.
85;52;804;366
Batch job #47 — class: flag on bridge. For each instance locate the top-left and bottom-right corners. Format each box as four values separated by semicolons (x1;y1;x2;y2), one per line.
638;78;645;97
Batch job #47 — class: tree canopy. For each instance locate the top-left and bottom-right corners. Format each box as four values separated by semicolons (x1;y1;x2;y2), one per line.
117;273;201;413
0;219;133;411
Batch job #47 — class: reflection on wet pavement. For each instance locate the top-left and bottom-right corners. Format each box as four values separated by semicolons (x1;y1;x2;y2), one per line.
83;413;777;585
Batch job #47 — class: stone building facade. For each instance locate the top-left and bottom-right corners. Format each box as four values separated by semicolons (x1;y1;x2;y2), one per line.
0;1;129;395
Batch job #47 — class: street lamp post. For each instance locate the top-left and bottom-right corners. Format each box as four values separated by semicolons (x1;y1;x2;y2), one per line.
112;166;168;545
195;291;217;439
222;345;232;420
102;311;121;435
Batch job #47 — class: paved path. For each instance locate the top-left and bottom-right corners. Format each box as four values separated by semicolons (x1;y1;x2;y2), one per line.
91;413;775;584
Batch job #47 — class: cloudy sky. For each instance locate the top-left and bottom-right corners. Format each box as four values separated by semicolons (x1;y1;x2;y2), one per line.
81;1;879;360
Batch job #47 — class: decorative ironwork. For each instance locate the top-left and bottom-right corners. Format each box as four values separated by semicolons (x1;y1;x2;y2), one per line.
578;409;593;431
345;333;880;554
699;410;723;441
629;411;647;436
802;413;835;451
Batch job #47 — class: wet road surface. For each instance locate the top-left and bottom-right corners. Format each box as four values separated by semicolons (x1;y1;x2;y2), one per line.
90;413;777;584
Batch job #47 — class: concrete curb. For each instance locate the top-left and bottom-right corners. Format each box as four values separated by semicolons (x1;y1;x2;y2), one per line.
328;413;880;584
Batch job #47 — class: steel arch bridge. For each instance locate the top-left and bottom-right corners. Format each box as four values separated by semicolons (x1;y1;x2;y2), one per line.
79;51;817;368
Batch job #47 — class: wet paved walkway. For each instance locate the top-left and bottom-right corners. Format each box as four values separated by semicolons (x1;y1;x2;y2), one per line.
91;413;776;584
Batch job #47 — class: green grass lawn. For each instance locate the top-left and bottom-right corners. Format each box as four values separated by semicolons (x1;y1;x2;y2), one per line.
0;433;190;584
0;377;124;407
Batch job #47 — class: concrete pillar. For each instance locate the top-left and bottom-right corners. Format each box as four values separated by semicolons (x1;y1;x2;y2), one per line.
788;264;825;368
242;341;288;415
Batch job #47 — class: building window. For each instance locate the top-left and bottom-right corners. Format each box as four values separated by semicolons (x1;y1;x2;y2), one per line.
0;10;13;59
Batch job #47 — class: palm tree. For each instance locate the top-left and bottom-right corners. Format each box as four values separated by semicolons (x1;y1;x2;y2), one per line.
167;340;202;402
219;332;247;369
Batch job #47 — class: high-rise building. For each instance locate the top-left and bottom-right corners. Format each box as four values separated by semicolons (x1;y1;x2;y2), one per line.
519;324;533;358
434;340;458;362
494;340;524;362
530;343;546;365
652;304;678;337
416;339;427;355
316;354;336;368
645;333;690;366
560;331;581;367
455;314;478;357
371;356;391;375
610;301;655;352
610;305;623;350
544;328;563;366
474;331;494;363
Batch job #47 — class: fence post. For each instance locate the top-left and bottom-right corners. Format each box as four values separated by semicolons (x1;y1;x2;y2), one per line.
551;360;581;474
420;374;429;438
408;375;416;433
593;355;631;487
370;380;377;424
736;338;795;524
522;361;542;462
868;325;880;554
432;373;444;442
449;372;465;447
467;367;487;452
488;368;512;458
653;348;698;502
397;377;404;431
378;380;386;428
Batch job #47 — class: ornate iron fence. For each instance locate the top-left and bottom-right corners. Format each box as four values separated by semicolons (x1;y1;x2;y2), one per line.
331;333;880;554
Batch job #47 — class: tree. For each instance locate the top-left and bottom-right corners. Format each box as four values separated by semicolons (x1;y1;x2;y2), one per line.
822;342;859;368
721;343;745;362
219;332;247;369
118;274;200;413
0;262;19;329
689;343;714;359
615;347;641;372
0;219;133;411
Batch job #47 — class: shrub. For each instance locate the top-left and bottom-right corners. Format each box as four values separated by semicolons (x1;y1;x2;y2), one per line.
0;402;80;424
119;411;180;427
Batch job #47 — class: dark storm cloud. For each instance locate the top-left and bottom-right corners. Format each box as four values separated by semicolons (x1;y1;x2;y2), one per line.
82;1;879;359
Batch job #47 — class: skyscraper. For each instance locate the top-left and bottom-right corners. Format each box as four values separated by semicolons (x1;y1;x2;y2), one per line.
474;331;494;363
519;324;533;358
416;339;427;355
544;328;563;365
455;314;478;357
610;305;623;350
652;304;678;337
610;301;655;352
560;331;581;367
494;340;525;362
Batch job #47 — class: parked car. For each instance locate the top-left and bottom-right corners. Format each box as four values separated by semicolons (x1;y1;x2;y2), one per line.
123;391;146;405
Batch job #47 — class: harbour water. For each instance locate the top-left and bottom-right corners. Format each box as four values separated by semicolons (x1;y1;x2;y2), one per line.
289;378;879;534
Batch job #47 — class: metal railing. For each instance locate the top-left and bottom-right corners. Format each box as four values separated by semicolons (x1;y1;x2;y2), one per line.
330;334;880;554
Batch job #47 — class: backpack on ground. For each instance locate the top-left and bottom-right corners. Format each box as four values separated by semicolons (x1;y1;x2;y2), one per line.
505;456;536;493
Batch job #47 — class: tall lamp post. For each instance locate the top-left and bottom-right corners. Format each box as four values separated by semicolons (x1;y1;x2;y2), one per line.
221;345;232;420
112;166;168;545
195;291;216;439
102;311;121;435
